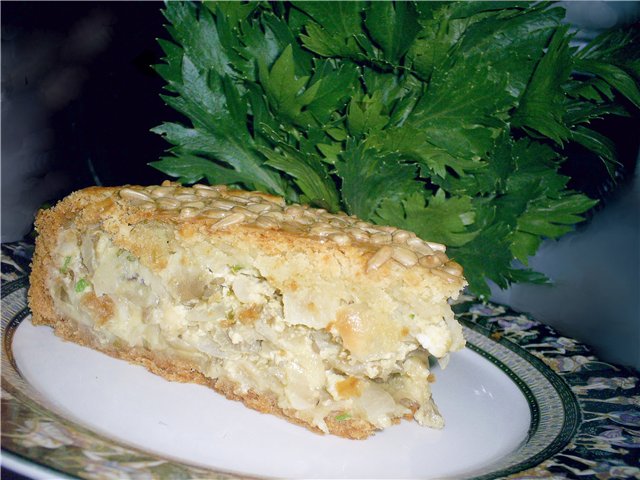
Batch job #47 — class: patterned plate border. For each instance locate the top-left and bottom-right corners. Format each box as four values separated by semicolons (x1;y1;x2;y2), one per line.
459;320;581;479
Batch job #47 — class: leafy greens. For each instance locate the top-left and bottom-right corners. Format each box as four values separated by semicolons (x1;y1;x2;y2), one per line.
151;1;639;296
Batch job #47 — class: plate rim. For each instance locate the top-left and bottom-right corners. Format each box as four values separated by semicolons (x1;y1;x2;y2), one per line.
2;449;77;480
459;319;581;479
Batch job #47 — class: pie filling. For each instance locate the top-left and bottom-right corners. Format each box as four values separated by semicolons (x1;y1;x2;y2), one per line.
49;223;464;432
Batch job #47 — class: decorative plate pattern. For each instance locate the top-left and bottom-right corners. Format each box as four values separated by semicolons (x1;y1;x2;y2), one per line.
2;241;639;479
452;302;640;479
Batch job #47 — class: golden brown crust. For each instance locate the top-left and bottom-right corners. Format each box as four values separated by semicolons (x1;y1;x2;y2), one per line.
29;208;66;328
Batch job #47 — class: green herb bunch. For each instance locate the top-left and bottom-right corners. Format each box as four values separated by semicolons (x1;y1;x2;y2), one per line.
151;1;639;296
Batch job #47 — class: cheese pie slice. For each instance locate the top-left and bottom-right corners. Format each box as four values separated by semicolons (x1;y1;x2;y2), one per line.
29;183;466;439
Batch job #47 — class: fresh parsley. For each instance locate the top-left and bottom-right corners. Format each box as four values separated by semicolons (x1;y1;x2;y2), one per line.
335;412;351;422
229;264;243;274
60;256;72;274
151;1;639;295
75;278;90;293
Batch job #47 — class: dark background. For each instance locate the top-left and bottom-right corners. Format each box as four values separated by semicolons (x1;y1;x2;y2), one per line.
2;1;169;189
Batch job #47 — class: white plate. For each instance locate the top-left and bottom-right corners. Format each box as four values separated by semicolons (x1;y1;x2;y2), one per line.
2;284;578;479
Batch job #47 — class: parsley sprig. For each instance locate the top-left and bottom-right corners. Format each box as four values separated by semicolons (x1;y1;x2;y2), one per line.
151;1;639;296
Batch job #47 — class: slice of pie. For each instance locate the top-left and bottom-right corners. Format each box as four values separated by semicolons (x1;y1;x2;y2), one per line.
28;183;466;439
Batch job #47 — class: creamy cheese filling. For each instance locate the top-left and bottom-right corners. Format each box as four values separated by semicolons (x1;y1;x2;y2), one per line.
49;226;453;431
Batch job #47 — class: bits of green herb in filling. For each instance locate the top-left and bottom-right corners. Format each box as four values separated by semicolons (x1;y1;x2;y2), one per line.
74;278;89;293
117;248;136;262
335;413;351;422
60;256;71;274
229;264;243;274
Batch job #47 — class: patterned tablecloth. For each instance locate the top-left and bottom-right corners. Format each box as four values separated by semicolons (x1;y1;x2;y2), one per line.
2;241;639;479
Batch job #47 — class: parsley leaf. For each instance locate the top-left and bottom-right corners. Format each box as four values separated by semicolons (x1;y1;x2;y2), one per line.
162;2;236;80
153;1;638;295
450;223;514;297
60;256;71;274
295;1;368;58
258;142;340;211
150;155;255;186
75;278;90;293
364;1;420;65
258;45;319;126
153;54;286;195
376;190;477;248
334;412;351;422
335;142;420;220
512;26;573;144
517;194;597;238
